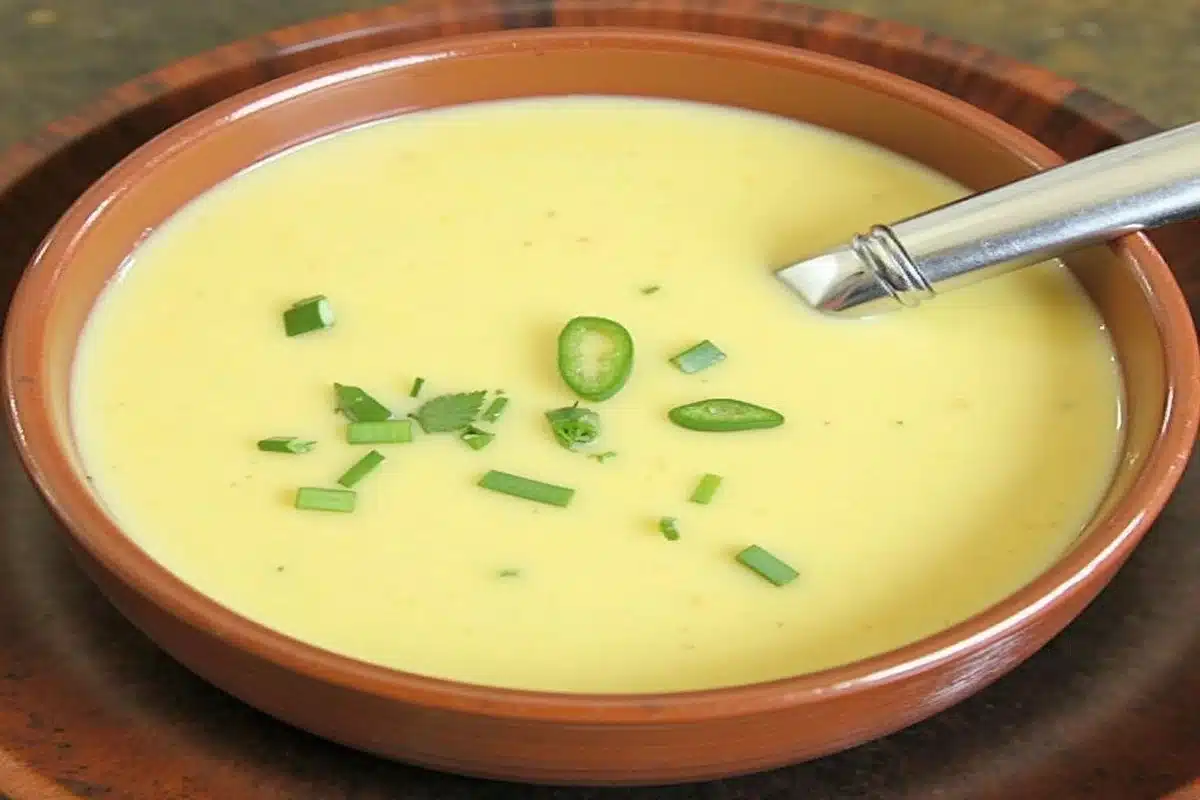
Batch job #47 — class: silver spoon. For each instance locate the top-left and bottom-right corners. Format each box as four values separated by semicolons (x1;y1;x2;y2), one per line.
776;121;1200;317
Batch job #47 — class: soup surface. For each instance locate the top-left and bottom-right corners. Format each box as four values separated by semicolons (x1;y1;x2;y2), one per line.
72;97;1122;693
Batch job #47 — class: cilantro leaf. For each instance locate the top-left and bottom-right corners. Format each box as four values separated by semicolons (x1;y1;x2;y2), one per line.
411;391;487;433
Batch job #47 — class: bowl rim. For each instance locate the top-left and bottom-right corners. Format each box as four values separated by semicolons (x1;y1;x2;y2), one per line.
4;25;1199;725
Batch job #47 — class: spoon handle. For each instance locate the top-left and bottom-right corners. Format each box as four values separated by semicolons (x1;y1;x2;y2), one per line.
776;121;1200;317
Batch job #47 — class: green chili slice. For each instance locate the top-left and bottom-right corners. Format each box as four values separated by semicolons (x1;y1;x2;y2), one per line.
557;316;634;401
668;398;784;432
545;405;601;451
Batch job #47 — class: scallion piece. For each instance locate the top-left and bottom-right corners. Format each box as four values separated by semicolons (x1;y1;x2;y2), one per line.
478;470;574;507
736;545;798;586
409;377;425;398
337;450;385;488
346;419;414;445
670;340;726;374
256;436;316;454
690;473;723;504
334;383;392;423
295;486;356;513
589;451;618;464
460;425;495;451
659;517;681;541
482;395;509;423
283;295;334;337
641;285;661;295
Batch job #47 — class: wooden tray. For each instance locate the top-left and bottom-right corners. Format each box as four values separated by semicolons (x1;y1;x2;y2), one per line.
0;2;1196;797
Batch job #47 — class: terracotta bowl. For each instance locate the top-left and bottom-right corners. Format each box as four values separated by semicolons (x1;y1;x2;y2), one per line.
3;26;1198;786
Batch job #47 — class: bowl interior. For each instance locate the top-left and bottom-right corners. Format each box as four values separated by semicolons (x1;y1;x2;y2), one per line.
6;27;1183;699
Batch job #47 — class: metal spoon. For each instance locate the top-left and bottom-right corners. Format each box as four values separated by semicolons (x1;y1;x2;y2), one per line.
776;121;1200;317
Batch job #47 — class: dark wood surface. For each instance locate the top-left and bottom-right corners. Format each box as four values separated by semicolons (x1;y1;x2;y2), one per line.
0;2;1196;797
1;0;1197;152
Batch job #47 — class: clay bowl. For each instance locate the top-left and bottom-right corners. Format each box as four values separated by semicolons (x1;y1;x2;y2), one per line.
3;26;1198;786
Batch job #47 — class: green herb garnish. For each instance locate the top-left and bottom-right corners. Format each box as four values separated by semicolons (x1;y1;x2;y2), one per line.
256;436;316;454
659;517;681;541
294;486;356;513
283;295;334;337
337;450;385;488
589;451;618;463
409;377;425;398
545;405;601;451
670;340;726;374
668;398;784;432
736;545;798;586
640;285;661;295
482;395;509;423
557;316;634;402
334;383;391;423
346;419;414;445
690;473;723;504
478;470;574;507
411;391;487;433
498;568;521;578
460;425;495;451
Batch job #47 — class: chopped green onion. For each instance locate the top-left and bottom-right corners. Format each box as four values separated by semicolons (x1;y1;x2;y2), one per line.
736;545;798;586
482;395;509;423
256;436;316;454
659;517;681;541
295;486;356;513
670;340;726;374
346;419;414;445
283;295;334;337
337;450;385;488
498;568;521;578
545;405;601;451
460;425;495;451
411;391;487;433
557;316;635;402
478;470;574;507
690;473;723;504
334;383;392;423
640;285;661;295
669;398;785;432
589;451;618;463
409;377;425;398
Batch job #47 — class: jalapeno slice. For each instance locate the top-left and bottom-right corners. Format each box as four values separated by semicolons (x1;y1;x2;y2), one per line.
545;405;602;451
557;316;634;402
668;398;785;432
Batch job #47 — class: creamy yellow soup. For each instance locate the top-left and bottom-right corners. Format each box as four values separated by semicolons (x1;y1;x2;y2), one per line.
72;97;1122;693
